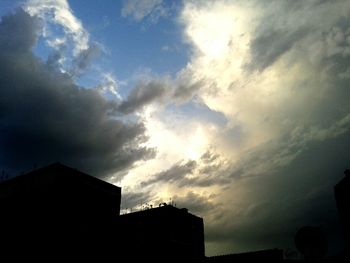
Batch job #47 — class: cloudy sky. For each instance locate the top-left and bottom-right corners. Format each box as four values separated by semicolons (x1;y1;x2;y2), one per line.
1;0;350;257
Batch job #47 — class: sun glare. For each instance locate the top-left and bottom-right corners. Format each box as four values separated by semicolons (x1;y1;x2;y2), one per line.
183;3;251;62
185;126;207;161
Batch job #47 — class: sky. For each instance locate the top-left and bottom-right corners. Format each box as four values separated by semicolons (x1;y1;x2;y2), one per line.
0;0;350;257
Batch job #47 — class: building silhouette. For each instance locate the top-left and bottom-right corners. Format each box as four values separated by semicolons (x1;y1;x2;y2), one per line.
334;169;350;256
1;162;349;262
294;226;328;260
0;163;121;257
117;205;205;261
0;163;205;261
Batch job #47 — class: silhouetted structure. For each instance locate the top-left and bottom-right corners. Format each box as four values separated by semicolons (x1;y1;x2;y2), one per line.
294;226;328;260
0;163;121;257
0;163;205;261
6;162;348;262
117;205;205;261
334;169;350;254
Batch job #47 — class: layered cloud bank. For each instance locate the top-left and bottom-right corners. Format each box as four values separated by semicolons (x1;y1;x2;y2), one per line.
123;0;350;255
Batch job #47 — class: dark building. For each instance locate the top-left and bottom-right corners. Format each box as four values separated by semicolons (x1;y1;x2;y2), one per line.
0;162;121;215
334;170;350;252
0;163;121;256
0;163;205;261
294;226;328;260
117;205;205;261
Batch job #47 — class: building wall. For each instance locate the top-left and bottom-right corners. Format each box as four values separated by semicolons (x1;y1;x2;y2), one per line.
334;175;350;248
117;205;205;261
0;163;121;255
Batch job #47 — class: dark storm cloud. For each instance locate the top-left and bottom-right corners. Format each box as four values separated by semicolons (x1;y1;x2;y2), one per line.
249;28;308;71
70;43;101;77
121;190;154;210
0;8;40;52
118;78;207;115
207;130;350;254
114;65;206;116
141;153;230;188
141;160;197;186
173;191;219;216
172;80;203;101
117;80;168;114
246;0;340;72
0;9;154;177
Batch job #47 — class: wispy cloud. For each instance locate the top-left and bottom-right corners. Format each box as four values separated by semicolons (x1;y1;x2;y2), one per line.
24;0;101;75
117;79;170;114
121;0;169;24
25;0;89;53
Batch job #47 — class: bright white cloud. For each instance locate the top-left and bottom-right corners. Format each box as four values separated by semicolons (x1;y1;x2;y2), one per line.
25;0;89;54
173;0;350;255
24;0;98;76
120;0;350;256
180;0;350;167
122;104;214;183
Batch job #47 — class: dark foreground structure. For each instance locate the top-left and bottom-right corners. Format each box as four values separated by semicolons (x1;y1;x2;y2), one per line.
0;163;122;258
334;170;350;258
117;205;205;261
0;163;349;262
0;163;205;261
